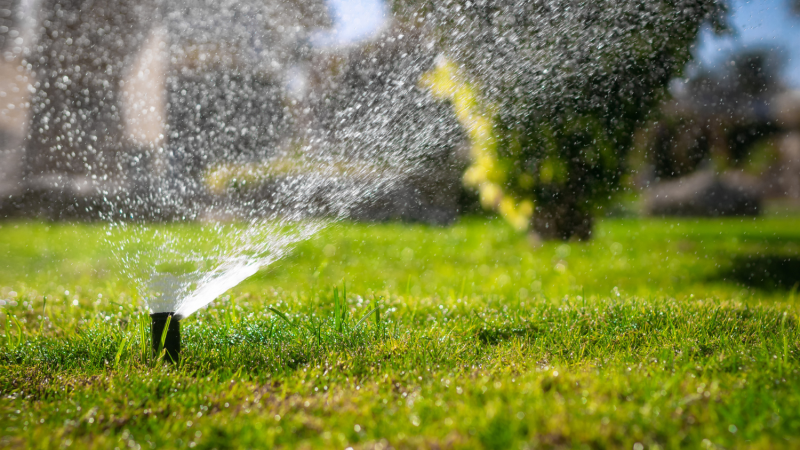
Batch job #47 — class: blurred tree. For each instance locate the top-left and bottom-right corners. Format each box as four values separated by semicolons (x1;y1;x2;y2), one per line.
0;0;20;52
22;0;156;219
646;46;785;180
21;0;329;220
727;49;784;98
304;24;467;223
397;0;726;239
308;25;461;171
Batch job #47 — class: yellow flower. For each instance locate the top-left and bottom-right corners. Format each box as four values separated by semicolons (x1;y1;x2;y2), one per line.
479;183;503;209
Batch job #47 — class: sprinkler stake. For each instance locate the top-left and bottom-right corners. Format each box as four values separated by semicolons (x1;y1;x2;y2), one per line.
151;312;181;363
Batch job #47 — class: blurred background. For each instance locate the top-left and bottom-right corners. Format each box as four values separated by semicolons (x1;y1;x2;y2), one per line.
637;0;800;218
0;0;798;227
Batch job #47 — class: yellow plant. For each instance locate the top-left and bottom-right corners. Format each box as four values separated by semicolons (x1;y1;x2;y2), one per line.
203;158;379;195
420;59;533;231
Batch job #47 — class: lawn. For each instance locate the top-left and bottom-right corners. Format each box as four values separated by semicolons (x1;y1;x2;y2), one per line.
1;216;799;449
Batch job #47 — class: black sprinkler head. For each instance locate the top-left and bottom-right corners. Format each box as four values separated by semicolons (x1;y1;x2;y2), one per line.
151;312;181;363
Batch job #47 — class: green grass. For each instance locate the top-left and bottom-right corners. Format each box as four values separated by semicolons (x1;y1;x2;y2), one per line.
1;217;800;449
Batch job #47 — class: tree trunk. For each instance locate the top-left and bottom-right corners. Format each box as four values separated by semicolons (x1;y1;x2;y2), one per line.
531;202;593;241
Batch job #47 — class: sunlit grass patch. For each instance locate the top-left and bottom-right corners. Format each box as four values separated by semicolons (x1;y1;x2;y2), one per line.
1;217;800;448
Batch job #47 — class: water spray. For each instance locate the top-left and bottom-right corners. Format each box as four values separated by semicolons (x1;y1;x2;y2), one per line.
150;312;181;363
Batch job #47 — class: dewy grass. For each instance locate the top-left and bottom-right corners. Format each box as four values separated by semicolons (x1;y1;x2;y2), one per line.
1;217;799;449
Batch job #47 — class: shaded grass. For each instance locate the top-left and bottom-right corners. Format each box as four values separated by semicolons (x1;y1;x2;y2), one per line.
1;217;800;449
720;255;800;291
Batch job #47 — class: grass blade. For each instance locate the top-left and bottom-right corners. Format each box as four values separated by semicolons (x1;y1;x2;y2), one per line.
115;333;129;367
333;287;340;334
354;307;378;331
157;314;172;363
9;314;24;349
269;306;295;328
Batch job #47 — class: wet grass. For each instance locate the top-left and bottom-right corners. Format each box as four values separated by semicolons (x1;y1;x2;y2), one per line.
1;216;800;449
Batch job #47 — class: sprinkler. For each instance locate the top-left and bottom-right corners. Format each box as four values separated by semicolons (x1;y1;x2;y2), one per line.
151;312;181;363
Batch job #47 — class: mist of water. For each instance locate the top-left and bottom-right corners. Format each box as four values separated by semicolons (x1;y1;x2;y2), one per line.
11;0;461;317
14;0;722;317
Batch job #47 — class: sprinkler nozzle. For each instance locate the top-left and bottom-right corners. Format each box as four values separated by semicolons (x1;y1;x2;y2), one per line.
151;312;181;363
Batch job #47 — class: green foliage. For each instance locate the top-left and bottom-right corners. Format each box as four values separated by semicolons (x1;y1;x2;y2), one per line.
1;217;799;448
398;0;728;238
